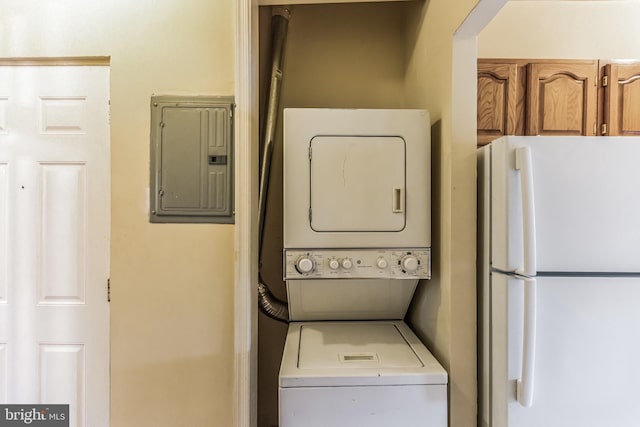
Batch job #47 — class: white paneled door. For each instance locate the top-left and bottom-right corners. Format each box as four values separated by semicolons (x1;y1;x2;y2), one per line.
0;65;110;427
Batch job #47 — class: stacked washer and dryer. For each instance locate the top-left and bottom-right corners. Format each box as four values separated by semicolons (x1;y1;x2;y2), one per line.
278;108;447;426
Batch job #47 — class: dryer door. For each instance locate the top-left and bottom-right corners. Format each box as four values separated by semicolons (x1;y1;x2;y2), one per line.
310;136;405;232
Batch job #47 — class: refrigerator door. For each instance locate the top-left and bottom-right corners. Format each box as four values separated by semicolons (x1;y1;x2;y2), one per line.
490;136;640;273
486;273;640;427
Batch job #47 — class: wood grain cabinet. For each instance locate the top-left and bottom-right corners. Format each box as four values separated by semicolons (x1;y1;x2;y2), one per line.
477;62;519;145
526;61;598;137
602;63;640;136
476;59;622;145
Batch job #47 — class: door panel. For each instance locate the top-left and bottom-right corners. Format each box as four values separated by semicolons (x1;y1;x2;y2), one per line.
491;136;640;273
310;136;405;232
0;344;6;401
495;276;640;427
40;344;85;424
527;62;598;136
0;65;109;427
0;162;7;302
603;63;640;136
477;62;518;145
40;163;87;304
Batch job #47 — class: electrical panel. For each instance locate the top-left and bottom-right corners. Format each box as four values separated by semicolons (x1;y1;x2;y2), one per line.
150;95;234;223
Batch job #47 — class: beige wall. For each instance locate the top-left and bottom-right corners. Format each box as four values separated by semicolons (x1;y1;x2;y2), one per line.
479;1;640;58
1;1;235;426
404;1;482;427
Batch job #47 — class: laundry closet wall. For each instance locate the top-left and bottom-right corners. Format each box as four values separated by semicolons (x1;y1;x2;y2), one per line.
0;1;235;426
403;1;482;427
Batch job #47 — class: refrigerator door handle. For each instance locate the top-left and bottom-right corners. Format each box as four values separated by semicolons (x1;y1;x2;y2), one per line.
517;276;537;407
515;147;537;276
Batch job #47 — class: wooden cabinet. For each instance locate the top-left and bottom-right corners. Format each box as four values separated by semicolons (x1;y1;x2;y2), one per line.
602;63;640;136
477;62;519;145
477;59;601;145
527;61;598;136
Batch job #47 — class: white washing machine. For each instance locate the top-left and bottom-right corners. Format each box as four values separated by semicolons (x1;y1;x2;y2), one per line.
279;321;447;427
280;109;447;427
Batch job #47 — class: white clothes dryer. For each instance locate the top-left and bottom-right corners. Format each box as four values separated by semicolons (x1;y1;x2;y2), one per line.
282;108;432;321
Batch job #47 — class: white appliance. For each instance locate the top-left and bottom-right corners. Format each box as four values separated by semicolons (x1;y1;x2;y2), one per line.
279;321;447;427
283;108;432;321
280;108;447;427
478;136;640;427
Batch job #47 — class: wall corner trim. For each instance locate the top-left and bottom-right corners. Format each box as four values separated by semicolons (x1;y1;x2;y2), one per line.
234;0;259;426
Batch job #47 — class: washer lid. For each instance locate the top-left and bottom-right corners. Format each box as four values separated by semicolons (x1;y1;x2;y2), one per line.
299;322;421;369
279;321;448;388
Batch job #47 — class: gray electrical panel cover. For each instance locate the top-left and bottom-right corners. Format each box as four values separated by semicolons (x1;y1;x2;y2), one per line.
150;96;234;223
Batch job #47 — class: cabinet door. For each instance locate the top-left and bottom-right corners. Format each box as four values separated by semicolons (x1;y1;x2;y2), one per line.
602;63;640;136
527;61;598;136
477;62;518;146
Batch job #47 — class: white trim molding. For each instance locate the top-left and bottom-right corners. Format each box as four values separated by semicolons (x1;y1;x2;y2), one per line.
234;0;259;426
449;1;506;426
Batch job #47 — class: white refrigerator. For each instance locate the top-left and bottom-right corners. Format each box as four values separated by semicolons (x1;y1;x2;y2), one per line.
478;136;640;427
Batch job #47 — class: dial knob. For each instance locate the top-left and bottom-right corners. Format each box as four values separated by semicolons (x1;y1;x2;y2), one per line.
376;257;388;269
401;255;419;273
295;256;315;274
341;258;353;270
328;258;340;270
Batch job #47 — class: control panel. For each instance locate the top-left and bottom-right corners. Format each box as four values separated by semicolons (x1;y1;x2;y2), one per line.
284;249;431;280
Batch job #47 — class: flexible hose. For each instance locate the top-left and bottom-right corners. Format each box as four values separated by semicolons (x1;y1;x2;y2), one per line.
257;277;289;322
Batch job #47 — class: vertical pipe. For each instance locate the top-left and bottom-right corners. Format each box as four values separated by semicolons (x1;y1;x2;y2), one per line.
258;6;290;251
257;6;291;323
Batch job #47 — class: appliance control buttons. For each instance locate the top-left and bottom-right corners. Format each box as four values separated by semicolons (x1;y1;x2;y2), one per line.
295;256;315;274
376;257;388;269
284;249;430;279
401;255;419;273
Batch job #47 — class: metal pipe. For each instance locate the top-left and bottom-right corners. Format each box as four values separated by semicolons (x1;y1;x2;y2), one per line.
258;6;290;250
257;6;291;324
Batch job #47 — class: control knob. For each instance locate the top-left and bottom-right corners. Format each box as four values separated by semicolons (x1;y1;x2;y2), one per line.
376;257;389;269
328;258;340;270
341;258;353;270
401;254;419;273
295;256;315;274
